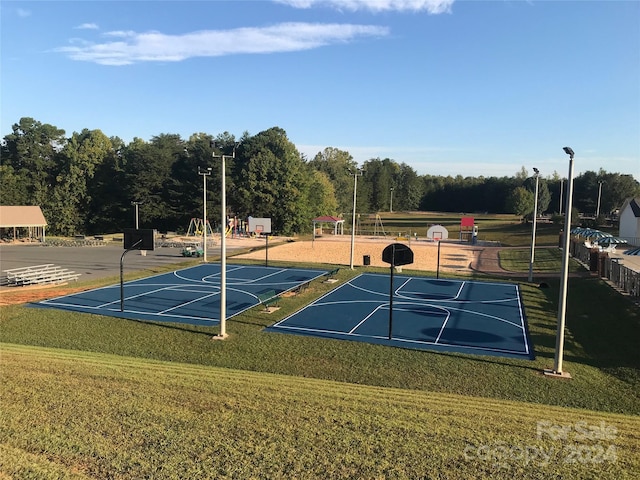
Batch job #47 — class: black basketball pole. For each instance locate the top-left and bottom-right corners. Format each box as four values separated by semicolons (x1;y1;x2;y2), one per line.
388;244;395;340
437;240;441;279
120;239;142;312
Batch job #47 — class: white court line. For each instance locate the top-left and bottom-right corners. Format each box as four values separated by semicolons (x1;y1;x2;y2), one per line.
271;323;530;356
158;291;220;314
349;304;387;334
272;273;528;355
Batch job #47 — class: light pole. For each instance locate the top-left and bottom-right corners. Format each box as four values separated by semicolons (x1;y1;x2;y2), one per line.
558;179;564;215
546;147;575;379
198;166;212;262
131;201;142;229
596;180;604;218
211;141;237;339
349;167;363;270
390;187;394;213
528;168;540;282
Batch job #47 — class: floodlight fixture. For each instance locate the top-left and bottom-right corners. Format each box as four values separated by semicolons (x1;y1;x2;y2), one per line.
533;167;539;175
563;147;574;157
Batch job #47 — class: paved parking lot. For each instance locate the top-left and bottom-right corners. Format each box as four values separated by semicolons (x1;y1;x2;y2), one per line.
0;237;268;284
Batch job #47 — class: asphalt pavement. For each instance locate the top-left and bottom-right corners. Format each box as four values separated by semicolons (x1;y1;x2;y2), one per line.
0;238;266;284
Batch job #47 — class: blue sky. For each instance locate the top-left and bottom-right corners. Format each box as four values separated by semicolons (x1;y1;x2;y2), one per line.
2;0;638;179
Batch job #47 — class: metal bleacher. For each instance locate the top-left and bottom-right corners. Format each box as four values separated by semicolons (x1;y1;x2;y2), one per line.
3;264;81;287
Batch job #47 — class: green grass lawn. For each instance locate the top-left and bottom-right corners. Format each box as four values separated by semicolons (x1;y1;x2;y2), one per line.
1;219;638;478
499;247;586;273
2;344;638;480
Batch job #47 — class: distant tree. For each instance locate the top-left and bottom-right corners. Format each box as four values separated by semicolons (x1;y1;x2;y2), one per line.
523;176;551;216
2;117;66;211
573;169;640;216
0;164;28;205
307;170;338;218
506;186;534;219
393;163;423;212
49;129;112;235
308;147;357;215
121;134;185;232
233;127;311;235
360;157;397;212
86;136;128;234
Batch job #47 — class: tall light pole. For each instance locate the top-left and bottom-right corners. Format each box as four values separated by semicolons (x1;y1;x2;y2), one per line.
596;180;604;218
546;147;575;379
349;167;363;270
198;166;212;262
131;201;142;229
558;179;564;215
528;168;540;282
211;141;237;339
390;187;394;213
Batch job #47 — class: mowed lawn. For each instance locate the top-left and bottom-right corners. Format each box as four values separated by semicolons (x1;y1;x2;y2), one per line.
2;344;639;480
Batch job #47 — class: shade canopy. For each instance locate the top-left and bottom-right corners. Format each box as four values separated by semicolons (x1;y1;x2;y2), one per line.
595;237;627;247
584;230;613;240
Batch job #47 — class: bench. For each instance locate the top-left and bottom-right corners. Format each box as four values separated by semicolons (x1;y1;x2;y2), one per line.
324;268;340;283
257;290;280;310
291;281;311;295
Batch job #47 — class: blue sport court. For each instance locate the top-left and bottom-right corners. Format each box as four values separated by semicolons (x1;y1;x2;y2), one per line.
38;264;328;326
266;273;534;359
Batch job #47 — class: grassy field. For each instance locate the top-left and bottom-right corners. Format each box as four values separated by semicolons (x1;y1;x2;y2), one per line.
1;212;638;478
361;212;564;247
2;344;639;479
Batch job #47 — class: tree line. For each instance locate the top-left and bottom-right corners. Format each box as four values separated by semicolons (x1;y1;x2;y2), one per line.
2;117;639;236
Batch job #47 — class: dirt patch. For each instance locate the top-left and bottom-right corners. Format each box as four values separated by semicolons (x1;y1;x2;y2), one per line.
0;284;89;306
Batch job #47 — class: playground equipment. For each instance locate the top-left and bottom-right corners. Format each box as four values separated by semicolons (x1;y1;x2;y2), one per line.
186;218;212;237
374;214;387;237
459;217;478;244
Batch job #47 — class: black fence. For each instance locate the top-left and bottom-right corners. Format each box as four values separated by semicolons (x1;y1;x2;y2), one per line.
571;240;640;298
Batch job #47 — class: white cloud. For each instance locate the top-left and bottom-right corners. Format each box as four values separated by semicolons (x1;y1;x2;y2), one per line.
275;0;454;14
75;23;99;30
16;8;31;18
57;22;389;66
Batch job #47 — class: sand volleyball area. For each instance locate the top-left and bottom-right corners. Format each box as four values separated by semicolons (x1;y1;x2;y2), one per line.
234;235;484;273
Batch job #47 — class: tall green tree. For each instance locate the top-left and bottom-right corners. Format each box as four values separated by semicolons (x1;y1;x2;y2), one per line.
360;158;397;212
393;163;423;212
46;129;112;235
232;127;311;235
306;170;338;218
505;186;534;219
122;134;185;231
86;136;129;234
2;117;66;210
308;147;357;216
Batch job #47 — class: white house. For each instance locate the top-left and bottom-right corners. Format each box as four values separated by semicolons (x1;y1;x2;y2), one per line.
619;198;640;244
